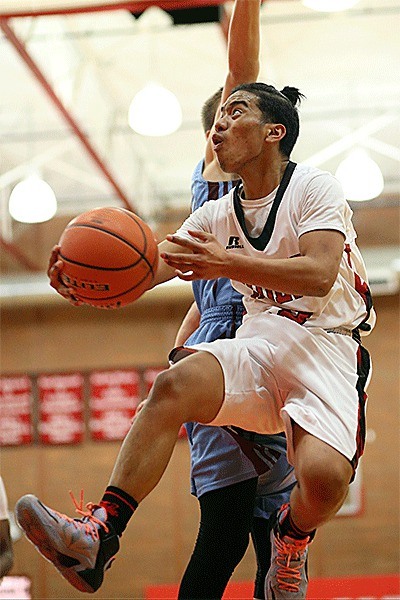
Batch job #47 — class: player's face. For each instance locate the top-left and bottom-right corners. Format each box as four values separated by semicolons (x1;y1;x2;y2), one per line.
212;91;270;174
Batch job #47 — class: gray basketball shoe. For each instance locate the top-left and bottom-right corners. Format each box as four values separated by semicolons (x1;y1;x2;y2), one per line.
265;504;310;599
15;493;119;593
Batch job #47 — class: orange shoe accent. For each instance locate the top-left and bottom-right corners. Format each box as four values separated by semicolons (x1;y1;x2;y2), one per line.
46;489;110;541
274;534;309;592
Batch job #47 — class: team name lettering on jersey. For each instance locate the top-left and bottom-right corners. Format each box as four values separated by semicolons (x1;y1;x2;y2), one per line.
247;284;302;304
246;285;312;324
276;308;313;325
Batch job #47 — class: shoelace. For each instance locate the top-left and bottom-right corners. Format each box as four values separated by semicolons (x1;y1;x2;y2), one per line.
52;490;109;541
274;533;309;592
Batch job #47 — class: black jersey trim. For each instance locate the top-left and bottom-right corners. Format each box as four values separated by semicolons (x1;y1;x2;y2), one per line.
233;161;296;251
350;344;371;480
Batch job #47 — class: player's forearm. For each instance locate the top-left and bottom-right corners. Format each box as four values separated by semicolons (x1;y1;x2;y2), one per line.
227;0;261;87
204;0;261;172
150;239;190;289
223;253;335;298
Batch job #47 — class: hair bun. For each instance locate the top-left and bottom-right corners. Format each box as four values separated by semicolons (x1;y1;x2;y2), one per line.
280;86;305;107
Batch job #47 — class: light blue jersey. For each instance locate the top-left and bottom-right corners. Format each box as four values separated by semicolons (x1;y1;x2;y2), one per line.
184;161;295;516
190;160;243;314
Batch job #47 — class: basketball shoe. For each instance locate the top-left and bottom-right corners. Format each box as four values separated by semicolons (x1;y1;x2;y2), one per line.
15;492;119;593
265;504;311;599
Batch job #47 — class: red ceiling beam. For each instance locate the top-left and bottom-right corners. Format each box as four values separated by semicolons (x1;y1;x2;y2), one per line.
0;18;135;213
0;1;227;19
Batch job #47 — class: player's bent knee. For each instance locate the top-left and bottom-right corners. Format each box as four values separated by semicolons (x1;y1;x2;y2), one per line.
148;352;224;424
148;369;187;416
298;458;350;508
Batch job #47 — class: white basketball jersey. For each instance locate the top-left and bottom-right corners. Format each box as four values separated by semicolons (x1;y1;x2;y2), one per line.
176;162;375;333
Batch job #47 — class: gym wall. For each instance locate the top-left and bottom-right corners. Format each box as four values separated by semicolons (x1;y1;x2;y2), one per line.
1;287;399;598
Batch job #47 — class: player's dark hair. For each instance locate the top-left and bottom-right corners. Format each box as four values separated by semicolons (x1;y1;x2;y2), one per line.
201;87;223;133
231;82;305;157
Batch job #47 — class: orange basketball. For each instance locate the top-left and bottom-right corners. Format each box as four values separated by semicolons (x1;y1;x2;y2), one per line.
58;207;159;309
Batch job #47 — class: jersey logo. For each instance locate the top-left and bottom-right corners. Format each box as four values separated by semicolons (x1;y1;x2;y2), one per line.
225;235;244;249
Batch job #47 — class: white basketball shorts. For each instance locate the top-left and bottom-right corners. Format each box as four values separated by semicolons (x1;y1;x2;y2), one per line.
190;312;370;468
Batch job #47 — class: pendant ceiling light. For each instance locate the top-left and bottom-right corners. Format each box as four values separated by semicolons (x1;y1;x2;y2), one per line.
128;83;182;137
9;175;57;223
335;149;384;202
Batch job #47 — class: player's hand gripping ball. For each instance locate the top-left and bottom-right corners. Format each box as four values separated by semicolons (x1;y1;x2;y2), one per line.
58;207;159;308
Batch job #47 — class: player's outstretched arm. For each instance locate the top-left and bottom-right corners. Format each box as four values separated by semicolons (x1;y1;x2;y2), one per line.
47;239;183;302
223;0;261;104
48;237;192;302
204;0;261;178
161;229;345;298
149;237;194;289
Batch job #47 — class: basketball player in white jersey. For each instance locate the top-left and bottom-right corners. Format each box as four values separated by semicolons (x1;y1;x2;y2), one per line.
175;2;295;598
17;82;374;599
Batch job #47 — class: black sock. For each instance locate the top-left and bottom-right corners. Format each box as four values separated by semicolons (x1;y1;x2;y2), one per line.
100;486;138;537
278;505;316;541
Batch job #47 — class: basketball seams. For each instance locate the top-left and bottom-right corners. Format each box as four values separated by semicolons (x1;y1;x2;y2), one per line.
65;223;154;272
149;251;158;276
112;209;159;278
59;251;143;272
113;208;159;278
112;208;148;256
60;207;158;307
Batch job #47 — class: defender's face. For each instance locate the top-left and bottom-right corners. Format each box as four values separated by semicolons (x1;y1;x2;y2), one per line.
212;91;270;174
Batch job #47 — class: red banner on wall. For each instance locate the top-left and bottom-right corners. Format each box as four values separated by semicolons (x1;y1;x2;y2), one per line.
89;369;141;441
37;373;84;445
0;375;32;446
143;367;186;439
